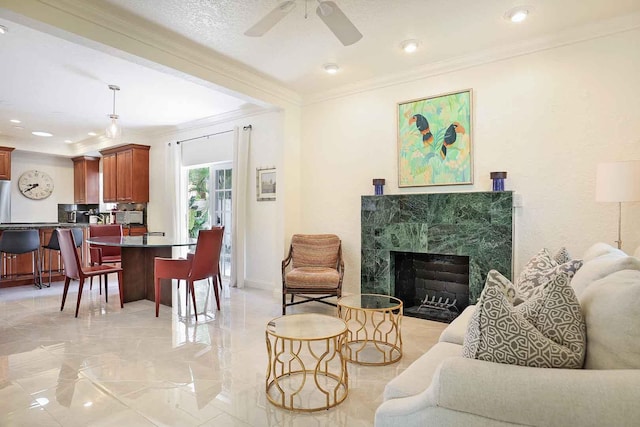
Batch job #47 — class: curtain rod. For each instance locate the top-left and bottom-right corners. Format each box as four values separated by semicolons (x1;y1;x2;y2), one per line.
176;129;234;145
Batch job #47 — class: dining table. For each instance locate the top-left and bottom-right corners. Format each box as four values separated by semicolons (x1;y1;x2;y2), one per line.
86;235;195;306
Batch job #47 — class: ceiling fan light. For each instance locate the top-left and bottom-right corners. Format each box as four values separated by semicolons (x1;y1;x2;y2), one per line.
323;63;340;74
0;25;8;35
505;7;530;23
401;40;419;53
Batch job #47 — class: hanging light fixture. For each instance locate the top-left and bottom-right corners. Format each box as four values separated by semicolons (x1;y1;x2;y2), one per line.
105;84;122;139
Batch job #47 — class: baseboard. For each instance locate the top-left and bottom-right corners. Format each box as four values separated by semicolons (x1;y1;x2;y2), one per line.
243;279;275;291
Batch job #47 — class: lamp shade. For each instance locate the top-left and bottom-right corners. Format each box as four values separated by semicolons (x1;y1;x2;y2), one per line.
596;161;640;202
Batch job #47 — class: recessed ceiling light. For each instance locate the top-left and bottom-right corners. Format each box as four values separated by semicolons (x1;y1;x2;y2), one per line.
32;131;53;137
64;139;73;143
505;7;530;23
9;119;21;124
88;132;97;136
12;126;24;130
401;40;420;53
0;25;8;35
323;63;340;74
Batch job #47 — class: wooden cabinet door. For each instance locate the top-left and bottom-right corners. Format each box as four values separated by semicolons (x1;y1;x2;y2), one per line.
102;154;117;202
116;149;133;202
0;147;14;180
73;157;100;204
73;159;86;203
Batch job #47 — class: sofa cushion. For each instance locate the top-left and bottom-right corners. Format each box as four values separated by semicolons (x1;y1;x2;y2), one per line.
579;269;640;369
439;305;476;345
571;253;640;298
285;267;340;288
383;342;462;400
515;249;583;299
463;273;586;368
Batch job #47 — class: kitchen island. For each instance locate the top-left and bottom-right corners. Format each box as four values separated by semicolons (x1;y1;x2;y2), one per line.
0;223;88;288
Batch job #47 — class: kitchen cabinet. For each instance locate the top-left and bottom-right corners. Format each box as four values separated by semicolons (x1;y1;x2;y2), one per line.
100;144;150;203
0;146;15;180
72;156;100;204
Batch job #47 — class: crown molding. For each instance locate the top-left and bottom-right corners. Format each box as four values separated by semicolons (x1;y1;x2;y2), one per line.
303;12;640;105
142;105;281;139
0;0;302;108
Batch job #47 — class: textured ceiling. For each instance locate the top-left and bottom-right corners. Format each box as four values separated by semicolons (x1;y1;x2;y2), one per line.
1;0;639;150
102;0;640;94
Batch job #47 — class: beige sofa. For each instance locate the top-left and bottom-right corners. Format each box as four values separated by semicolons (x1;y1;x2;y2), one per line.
375;243;640;427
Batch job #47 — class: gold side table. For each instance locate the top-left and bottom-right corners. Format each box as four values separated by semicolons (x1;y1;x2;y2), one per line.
338;294;403;365
265;313;348;411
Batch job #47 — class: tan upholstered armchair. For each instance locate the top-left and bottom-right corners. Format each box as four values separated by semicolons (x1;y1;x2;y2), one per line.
282;234;344;315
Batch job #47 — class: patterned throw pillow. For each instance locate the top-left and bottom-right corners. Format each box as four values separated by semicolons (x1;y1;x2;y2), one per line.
463;273;586;368
553;247;571;264
515;248;583;299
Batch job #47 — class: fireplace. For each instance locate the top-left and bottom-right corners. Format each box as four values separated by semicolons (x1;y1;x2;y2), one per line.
361;192;513;316
393;251;469;322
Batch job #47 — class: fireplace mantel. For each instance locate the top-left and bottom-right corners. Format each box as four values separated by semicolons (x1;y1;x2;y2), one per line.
361;191;513;303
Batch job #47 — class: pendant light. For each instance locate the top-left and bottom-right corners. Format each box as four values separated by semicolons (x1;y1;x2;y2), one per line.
105;84;122;139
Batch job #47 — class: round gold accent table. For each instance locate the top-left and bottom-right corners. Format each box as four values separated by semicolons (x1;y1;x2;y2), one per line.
265;313;348;411
338;294;403;365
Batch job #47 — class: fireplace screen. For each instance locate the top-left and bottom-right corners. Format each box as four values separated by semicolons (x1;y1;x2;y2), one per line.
393;251;469;323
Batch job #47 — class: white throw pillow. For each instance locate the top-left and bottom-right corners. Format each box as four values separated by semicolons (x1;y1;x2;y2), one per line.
582;242;625;262
571;254;640;298
579;269;640;369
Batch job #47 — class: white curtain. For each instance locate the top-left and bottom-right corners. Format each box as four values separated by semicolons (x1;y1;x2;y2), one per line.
231;126;250;288
165;142;186;251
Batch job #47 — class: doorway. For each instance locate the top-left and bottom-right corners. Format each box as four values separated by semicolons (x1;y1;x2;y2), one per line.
186;162;232;279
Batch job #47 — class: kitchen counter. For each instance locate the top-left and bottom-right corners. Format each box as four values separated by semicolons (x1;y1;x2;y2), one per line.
0;222;89;230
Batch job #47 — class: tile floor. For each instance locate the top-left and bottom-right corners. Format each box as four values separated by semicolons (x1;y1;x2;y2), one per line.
0;278;445;426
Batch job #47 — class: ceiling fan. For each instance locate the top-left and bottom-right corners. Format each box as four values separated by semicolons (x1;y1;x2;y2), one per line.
245;0;363;46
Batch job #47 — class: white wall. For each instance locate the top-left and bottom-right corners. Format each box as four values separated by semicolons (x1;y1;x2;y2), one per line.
300;29;640;295
9;151;74;222
146;110;284;290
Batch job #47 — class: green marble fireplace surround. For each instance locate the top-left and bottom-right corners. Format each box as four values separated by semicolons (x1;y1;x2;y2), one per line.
361;191;513;304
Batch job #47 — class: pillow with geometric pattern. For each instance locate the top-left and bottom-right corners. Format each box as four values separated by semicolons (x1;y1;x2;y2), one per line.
515;248;583;299
553;247;572;264
463;272;586;368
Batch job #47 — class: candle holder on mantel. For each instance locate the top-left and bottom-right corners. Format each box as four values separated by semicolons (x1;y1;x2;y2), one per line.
373;179;386;195
490;172;507;191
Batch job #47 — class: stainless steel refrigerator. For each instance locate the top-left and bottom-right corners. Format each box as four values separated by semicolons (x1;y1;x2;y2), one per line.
0;180;10;223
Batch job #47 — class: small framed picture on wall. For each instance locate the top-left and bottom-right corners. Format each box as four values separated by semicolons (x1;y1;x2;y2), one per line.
257;167;276;201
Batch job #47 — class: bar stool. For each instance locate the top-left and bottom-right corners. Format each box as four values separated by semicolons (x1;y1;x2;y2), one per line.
0;229;43;288
42;228;83;287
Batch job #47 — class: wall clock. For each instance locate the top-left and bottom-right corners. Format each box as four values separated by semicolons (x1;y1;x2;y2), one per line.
18;170;54;200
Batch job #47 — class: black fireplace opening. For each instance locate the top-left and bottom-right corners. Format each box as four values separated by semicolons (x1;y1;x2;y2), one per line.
392;251;470;323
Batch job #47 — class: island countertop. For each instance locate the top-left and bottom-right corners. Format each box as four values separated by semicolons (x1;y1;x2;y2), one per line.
0;222;89;230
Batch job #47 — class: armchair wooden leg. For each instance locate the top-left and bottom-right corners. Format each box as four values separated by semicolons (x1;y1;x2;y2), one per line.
282;293;286;315
104;274;108;303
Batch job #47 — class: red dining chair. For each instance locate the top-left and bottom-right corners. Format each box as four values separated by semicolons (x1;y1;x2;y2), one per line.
154;227;224;320
89;224;122;292
57;228;124;318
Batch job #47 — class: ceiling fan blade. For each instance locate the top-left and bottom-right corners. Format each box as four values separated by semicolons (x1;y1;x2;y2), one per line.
316;1;362;46
245;1;296;37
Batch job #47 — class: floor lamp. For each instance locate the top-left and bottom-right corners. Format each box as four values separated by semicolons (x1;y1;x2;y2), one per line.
596;161;640;249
